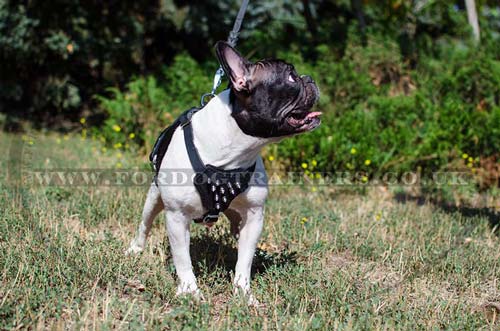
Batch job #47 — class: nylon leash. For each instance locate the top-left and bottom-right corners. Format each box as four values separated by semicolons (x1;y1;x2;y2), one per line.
200;0;250;106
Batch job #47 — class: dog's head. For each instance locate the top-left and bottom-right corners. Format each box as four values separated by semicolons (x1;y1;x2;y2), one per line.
215;41;321;138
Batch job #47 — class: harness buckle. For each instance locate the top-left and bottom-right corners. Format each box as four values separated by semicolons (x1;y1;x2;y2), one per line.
201;213;219;224
181;108;197;128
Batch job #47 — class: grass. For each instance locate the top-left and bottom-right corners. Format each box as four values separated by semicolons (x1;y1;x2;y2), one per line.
0;131;499;330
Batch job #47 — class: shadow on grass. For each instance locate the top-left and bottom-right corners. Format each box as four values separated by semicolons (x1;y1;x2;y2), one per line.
188;232;297;280
394;192;499;234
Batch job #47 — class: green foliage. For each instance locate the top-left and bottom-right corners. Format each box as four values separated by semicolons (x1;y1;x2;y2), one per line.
274;33;500;179
94;76;167;151
0;0;173;119
95;53;210;151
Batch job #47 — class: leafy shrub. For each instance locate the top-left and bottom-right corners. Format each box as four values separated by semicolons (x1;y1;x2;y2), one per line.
95;53;211;152
274;34;500;181
94;76;168;152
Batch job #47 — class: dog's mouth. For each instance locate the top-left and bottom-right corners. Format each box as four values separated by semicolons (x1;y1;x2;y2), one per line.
286;110;322;132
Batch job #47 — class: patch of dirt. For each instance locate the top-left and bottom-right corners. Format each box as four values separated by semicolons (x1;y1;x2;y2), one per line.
325;251;402;288
476;155;500;190
479;302;500;325
369;63;416;96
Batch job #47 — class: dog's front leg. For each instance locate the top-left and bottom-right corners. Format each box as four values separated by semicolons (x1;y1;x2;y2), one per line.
165;210;200;298
234;206;264;304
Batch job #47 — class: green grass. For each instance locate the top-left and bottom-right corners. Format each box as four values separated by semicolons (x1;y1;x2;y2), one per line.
0;131;499;330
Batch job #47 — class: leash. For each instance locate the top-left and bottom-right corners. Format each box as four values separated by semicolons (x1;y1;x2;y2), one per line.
200;0;250;106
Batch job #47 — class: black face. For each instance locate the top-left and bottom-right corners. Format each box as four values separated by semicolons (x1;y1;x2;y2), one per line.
215;42;321;138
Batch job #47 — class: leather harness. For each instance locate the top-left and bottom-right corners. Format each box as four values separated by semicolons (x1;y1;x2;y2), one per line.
150;107;256;224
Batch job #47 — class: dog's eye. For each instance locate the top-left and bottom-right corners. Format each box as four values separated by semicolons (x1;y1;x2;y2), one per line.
288;74;296;83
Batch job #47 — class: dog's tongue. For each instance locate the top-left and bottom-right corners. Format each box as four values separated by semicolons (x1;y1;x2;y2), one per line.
306;111;322;119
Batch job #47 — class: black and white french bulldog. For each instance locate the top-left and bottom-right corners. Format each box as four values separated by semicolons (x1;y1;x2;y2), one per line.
127;41;320;304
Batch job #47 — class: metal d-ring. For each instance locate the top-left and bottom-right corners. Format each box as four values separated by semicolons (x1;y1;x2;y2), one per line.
200;92;216;107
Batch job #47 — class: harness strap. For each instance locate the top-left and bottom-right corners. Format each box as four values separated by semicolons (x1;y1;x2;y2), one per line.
181;110;205;174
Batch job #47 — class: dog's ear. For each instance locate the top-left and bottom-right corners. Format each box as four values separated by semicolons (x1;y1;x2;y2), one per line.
215;41;252;91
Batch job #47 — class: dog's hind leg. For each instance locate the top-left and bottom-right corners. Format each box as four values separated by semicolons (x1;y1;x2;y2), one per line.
126;183;164;255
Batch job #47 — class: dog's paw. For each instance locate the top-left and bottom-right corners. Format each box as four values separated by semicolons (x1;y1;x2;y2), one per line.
233;287;260;307
125;242;144;256
175;285;204;302
246;293;260;307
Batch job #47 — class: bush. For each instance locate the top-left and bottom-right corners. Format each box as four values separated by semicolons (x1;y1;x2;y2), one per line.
94;76;168;152
274;34;500;181
95;53;211;152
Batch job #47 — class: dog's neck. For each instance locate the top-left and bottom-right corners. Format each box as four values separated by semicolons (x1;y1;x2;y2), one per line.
191;89;274;169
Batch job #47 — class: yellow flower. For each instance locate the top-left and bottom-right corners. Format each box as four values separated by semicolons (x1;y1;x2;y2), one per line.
113;142;122;149
116;152;123;158
468;157;473;163
311;186;317;192
361;176;368;183
300;217;308;224
311;160;318;167
112;125;121;132
28;140;34;145
79;118;86;124
364;159;371;166
467;162;473;168
56;138;62;144
350;147;357;155
268;155;275;162
22;135;28;141
101;147;107;153
129;133;135;139
315;172;321;179
375;213;382;221
125;143;130;149
346;162;354;170
462;153;468;159
301;162;308;169
116;162;123;169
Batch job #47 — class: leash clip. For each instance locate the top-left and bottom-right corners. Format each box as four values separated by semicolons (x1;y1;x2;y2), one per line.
201;67;224;106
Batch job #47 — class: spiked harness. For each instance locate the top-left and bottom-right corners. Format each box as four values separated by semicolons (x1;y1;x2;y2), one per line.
150;107;256;224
